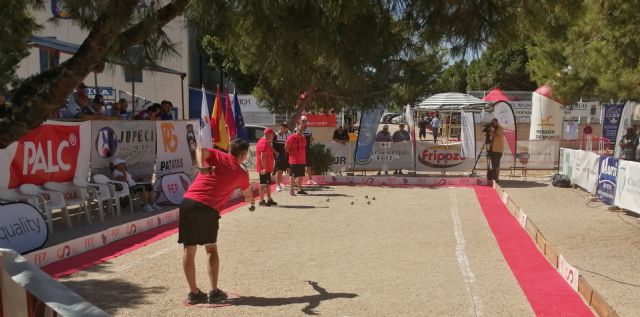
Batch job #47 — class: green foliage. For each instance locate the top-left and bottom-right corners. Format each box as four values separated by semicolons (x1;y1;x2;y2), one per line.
308;142;334;175
433;60;468;93
466;44;536;91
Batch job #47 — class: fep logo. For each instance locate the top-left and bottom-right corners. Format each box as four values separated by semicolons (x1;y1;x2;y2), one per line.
417;146;466;169
95;127;118;158
161;123;178;153
9;125;80;188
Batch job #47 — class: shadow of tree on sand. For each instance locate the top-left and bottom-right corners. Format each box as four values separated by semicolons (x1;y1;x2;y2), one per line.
62;278;167;315
224;280;357;315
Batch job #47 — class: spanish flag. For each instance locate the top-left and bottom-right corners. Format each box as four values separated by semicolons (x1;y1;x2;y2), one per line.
211;86;229;151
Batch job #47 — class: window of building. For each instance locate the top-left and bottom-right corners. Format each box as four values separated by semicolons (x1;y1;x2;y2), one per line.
124;67;143;83
39;46;59;73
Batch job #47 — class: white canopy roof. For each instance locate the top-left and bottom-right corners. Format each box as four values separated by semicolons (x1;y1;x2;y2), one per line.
416;92;491;112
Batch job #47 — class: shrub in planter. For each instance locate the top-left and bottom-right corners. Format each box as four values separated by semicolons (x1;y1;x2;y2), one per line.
308;142;334;175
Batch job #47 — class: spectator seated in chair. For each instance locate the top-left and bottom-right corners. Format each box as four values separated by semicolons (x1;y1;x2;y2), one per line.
110;158;159;212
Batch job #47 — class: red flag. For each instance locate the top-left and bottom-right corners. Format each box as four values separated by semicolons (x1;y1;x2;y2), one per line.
224;88;237;140
211;86;229;151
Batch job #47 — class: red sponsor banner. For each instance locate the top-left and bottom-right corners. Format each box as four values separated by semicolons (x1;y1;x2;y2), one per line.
8;124;81;188
305;114;337;127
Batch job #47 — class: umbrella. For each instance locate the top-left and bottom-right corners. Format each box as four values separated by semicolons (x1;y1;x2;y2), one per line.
416;92;492;112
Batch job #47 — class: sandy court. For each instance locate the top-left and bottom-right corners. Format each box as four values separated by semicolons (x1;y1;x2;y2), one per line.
59;185;539;316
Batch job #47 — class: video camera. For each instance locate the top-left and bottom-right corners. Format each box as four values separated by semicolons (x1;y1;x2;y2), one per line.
482;123;492;144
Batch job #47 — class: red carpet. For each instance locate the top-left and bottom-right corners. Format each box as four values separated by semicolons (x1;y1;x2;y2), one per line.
473;186;593;316
43;196;254;279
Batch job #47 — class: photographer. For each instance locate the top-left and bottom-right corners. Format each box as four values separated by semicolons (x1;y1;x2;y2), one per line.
487;118;505;182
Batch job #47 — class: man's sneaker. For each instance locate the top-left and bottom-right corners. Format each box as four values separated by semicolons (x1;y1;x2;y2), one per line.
258;200;268;207
143;205;155;212
208;289;228;303
276;185;283;192
151;203;161;211
267;199;277;206
187;289;207;305
297;190;308;195
290;190;296;196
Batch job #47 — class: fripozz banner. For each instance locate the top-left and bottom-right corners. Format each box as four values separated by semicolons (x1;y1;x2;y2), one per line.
155;120;200;179
0;121;91;189
90;120;156;182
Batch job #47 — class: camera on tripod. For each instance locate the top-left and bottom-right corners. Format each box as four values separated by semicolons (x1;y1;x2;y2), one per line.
482;123;492;144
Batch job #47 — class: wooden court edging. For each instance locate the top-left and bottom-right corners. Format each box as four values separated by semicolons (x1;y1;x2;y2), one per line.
493;183;619;317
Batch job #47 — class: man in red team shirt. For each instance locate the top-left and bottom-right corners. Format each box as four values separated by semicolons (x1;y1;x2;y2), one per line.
179;139;255;305
256;128;277;206
285;123;308;196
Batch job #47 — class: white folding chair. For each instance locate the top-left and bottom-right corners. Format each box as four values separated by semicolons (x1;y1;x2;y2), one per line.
43;182;95;225
74;177;114;221
19;184;72;230
93;174;133;216
0;189;53;235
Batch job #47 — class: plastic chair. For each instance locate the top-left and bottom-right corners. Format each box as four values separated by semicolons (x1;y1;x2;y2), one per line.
93;174;133;216
18;184;71;231
74;177;114;221
43;182;94;225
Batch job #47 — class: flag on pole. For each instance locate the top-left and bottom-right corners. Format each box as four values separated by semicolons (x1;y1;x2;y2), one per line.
224;88;237;140
211;86;229;151
199;87;214;148
233;91;249;141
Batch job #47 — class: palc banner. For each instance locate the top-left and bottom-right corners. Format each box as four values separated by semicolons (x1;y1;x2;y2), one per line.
613;101;636;158
614;159;640;216
156;120;200;179
354;106;385;166
90;120;156;181
601;103;624;148
596;156;618;205
0;121;91;189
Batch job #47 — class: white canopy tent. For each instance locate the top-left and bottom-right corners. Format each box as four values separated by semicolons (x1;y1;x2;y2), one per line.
416;92;492;112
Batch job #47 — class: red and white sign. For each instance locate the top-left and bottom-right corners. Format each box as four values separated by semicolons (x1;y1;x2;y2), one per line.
558;255;580;291
304;114;337;127
158;172;192;205
0;121;90;189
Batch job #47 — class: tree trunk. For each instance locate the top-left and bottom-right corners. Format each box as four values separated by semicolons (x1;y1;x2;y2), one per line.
0;0;187;149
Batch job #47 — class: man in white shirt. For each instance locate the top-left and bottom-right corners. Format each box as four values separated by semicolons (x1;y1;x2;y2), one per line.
430;113;442;143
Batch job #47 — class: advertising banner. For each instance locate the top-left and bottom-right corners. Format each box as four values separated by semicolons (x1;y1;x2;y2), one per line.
235;94;275;125
156;120;200;179
304;114;337;127
572;150;600;194
0;203;48;254
529;87;564;140
602;103;624;147
320;141;353;172
157;172;192;205
596;156;618;205
415;142;474;172
614;160;640;216
492;102;517;158
563;102;598;118
613;101;636;158
0;121;91;189
354;106;385;166
90;121;156;181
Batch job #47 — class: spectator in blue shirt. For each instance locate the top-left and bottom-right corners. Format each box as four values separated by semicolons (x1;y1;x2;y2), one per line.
159;100;174;120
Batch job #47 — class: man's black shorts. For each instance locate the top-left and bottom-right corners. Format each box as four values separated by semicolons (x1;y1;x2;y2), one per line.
178;198;220;246
305;150;313;167
274;159;290;171
259;173;272;185
130;183;153;194
291;164;306;177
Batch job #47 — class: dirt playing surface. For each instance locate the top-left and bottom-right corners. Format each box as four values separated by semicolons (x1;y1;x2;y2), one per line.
59;185;539;316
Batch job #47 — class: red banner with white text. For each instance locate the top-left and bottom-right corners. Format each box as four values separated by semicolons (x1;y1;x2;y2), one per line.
0;121;91;189
304;114;337;127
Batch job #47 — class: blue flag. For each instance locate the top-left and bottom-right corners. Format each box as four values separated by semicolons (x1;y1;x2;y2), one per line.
354;105;385;165
233;92;249;141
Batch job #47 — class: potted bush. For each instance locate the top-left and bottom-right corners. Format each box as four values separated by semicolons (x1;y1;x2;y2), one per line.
308;142;334;175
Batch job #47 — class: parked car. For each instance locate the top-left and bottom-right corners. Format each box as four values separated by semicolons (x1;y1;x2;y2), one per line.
380;113;400;123
391;115;406;124
245;125;267;143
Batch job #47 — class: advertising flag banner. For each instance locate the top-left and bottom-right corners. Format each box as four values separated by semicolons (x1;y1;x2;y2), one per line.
529;86;564;140
613;101;636;158
156;120;200;179
0;121;90;189
492;101;517;158
597;156;618;205
602;103;624;148
199;87;213;149
354;106;385;166
0;202;48;254
90;121;155;181
614;160;640;216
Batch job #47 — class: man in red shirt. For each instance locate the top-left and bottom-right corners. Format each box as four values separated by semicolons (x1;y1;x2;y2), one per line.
256;128;277;206
286;123;308;196
179;139;255;305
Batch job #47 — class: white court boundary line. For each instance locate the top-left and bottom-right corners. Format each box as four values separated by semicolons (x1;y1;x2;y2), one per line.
449;188;484;317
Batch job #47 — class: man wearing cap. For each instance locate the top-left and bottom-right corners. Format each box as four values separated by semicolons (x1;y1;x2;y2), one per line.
110;158;158;212
375;125;392;142
392;124;411;174
298;116;317;185
256;128;278;206
286;123;308;195
273;122;292;191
